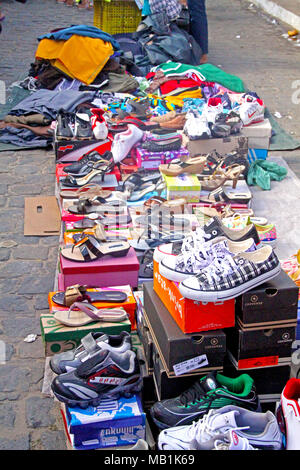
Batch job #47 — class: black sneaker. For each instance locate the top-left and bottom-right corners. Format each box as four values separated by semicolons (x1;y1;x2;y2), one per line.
56;109;74;140
74;113;93;140
51;349;142;407
150;372;261;429
153;216;261;264
50;331;132;375
64;150;112;176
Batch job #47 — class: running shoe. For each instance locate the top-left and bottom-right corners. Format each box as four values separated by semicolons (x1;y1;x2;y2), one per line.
150;372;260;429
153;216;261;264
159;238;256;282
50;331;132;375
183;111;211;140
190;429;257;450
279;378;300;450
237;94;265;126
51;349;142;407
158;405;282;450
179;245;281;302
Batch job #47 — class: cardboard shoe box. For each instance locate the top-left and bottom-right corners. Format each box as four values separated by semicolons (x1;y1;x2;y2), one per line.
153;261;235;334
162;173;201;203
143;282;226;373
235;270;299;327
184;134;248;159
55;137;112;162
226;322;296;370
241;118;272;150
135;147;189;170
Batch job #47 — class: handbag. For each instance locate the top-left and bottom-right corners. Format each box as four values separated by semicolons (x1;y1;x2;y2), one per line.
175;7;190;32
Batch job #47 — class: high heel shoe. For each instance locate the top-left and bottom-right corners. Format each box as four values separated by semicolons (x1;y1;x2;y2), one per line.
62;160;115;187
201;164;245;192
159;156;207;177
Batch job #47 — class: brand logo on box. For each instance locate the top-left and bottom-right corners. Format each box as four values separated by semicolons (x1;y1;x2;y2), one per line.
245;294;263;306
278;332;292;344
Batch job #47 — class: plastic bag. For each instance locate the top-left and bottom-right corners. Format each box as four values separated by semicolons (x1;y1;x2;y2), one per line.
247;159;288;190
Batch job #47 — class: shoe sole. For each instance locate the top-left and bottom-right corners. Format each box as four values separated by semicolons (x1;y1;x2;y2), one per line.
159;260;194;283
51;376;143;408
179;264;281;302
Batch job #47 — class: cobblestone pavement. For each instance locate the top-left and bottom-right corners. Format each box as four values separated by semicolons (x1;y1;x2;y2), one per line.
0;0;299;450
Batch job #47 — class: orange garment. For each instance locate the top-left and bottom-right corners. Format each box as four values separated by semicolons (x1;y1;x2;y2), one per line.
36;36;114;85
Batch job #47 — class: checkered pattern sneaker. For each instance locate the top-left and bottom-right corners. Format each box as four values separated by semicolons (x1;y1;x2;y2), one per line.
159;238;256;282
179;245;281;301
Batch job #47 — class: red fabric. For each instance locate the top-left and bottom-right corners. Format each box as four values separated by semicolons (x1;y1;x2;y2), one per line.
160;78;203;95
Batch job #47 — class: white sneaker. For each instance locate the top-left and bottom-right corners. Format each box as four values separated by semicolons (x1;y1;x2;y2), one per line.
183;111;211;140
238;94;265;126
280;378;300;450
158;406;282;451
90;108;108;140
111;124;144;163
202;97;224;124
190;429;257;450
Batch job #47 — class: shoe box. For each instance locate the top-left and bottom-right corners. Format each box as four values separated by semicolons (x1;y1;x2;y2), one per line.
235;269;299;327
183;133;248;159
48;284;137;330
162;173;202;203
225;321;296;370
136;306;154;371
153;261;235;334
241;118;272;150
223;359;291;402
143;282;226;373
135;147;189;170
59;247;140;290
54;137;112;163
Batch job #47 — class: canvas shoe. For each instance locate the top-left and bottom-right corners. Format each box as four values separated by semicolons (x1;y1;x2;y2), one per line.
158;405;282;450
179;245;281;302
159;238;256;282
51;348;142;407
238;94;265;126
50;331;132;375
111;124;144;163
190;429;257;450
153;216;261;264
279;378;300;450
90;108;108;140
150;372;261;429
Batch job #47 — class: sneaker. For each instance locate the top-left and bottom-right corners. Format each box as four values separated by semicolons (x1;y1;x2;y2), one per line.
202;97;224;124
51;349;142;407
74;113;93;140
238;94;265;126
150;372;261;429
158;405;282;450
183;111;211;140
56;109;74;140
190;429;257;450
279;378;300;450
159;238;256;282
212;111;243;137
153;216;261;264
50;331;132;375
90;108;108;140
111;124;144;163
179;245;281;302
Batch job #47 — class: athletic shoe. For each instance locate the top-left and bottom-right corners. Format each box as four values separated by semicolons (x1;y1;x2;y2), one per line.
158;405;282;450
183;111;211;140
212;111;243;137
202;97;224;124
190;429;257;450
56;109;74;140
153;216;261;264
150;372;260;429
74;113;93;140
238;94;265;126
279;378;300;450
51;348;142;407
179;245;281;302
50;331;132;375
111;124;144;163
159;238;256;282
90;108;108;140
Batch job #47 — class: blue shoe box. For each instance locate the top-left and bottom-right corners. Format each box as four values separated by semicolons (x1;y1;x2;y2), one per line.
65;394;146;450
247;148;268;163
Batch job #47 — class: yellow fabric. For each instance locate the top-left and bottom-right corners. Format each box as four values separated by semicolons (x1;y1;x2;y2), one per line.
35;36;114;85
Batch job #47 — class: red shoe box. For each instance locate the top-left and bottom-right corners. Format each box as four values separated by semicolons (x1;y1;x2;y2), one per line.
56;164;121;184
59;247;139;290
153;260;235;334
135;147;189;170
55;137;112;163
119;151;141;174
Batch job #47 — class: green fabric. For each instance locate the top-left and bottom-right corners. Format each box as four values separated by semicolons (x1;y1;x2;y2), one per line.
247;160;288;190
265;109;300;151
156;62;245;93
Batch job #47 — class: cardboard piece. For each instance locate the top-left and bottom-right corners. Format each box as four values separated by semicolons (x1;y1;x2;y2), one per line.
24;196;60;236
184;134;248;158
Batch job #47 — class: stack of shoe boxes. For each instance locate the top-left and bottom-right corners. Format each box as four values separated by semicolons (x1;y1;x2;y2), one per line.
224;270;299;403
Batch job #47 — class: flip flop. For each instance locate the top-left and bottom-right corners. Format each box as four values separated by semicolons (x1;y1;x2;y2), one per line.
61;237;131;262
52;285;128;307
72;213;132;229
53;302;128;327
67;198;126;215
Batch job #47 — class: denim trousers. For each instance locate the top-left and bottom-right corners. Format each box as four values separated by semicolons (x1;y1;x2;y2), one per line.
187;0;208;54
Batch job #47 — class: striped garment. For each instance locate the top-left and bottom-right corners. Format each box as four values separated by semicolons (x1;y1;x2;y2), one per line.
149;0;182;20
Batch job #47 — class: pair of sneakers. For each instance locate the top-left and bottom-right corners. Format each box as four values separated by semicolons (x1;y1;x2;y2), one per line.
56;109;93;140
50;331;142;408
154;216;281;302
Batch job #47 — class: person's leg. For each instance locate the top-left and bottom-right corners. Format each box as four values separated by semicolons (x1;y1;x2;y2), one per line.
187;0;208;62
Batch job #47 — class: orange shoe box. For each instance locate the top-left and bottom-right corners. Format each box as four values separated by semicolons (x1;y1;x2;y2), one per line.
48;284;137;330
153;260;235;334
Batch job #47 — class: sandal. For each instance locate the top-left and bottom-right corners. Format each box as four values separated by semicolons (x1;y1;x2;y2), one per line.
52;285;128;307
54;302;128;327
201;164;245;191
61;237;131;262
67;196;126;215
62;160;115;188
200;187;252;205
60;184;112;200
138;249;154;279
72;213;132;230
159;156;207;177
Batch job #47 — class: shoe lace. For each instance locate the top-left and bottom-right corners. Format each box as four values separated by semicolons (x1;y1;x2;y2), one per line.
179;380;209;406
195;254;236;283
181;227;212;253
176;241;214;271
